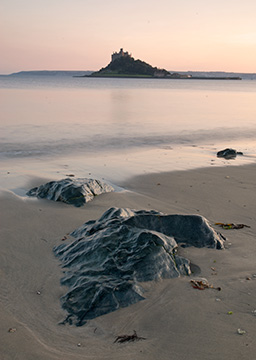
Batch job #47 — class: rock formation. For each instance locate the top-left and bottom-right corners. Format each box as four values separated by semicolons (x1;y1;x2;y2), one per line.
217;148;243;159
54;207;225;325
27;178;114;207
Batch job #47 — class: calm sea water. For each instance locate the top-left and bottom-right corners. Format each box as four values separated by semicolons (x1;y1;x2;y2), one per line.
1;74;256;187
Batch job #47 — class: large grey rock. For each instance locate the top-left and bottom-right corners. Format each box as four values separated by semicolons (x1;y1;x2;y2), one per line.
54;207;225;326
26;178;114;207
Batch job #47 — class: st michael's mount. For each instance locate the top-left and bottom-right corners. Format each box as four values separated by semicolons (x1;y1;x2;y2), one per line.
83;48;241;80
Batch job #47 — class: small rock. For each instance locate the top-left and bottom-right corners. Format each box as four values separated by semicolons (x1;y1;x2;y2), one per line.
8;328;16;333
217;148;243;159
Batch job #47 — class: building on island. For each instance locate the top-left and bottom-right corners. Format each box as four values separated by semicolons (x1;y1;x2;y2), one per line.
111;48;132;62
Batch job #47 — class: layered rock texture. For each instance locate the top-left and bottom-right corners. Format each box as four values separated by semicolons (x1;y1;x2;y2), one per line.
54;207;225;325
27;178;114;207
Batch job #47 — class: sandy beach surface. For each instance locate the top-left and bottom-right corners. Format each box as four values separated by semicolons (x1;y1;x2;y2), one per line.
1;164;256;360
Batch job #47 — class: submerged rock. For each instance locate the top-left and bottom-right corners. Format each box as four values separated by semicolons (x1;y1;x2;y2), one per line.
217;148;243;159
54;207;225;326
26;178;114;207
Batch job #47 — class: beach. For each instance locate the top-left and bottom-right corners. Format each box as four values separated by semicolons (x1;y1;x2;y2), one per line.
1;163;256;360
2;0;256;356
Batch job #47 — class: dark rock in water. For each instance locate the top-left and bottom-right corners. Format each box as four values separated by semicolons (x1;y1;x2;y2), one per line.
54;207;225;326
217;148;243;159
26;178;114;207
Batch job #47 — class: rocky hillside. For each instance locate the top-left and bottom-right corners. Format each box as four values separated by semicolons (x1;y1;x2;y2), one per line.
91;56;171;77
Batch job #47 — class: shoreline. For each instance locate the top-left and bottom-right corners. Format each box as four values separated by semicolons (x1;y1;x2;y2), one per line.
80;75;242;80
1;163;256;359
1;142;256;194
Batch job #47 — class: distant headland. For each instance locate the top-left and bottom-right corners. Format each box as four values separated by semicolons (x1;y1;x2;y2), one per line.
85;48;242;80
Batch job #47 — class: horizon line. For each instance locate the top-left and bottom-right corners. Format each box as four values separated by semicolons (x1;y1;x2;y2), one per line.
1;69;256;76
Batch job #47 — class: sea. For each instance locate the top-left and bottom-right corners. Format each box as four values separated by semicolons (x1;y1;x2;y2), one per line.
1;73;256;191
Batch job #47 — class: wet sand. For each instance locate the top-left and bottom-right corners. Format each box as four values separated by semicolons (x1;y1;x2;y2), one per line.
1;164;256;359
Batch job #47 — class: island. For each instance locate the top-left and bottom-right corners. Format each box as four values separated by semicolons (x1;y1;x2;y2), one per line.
84;48;241;80
87;48;191;79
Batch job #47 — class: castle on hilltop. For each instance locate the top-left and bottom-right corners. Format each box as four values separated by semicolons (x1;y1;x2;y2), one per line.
111;48;132;62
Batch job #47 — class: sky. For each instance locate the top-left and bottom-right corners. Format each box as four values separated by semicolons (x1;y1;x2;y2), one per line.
1;0;256;74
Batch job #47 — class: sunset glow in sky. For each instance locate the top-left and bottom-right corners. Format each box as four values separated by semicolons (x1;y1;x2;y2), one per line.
1;0;256;74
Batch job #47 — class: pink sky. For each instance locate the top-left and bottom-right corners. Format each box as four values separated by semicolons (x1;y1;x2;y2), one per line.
1;0;256;74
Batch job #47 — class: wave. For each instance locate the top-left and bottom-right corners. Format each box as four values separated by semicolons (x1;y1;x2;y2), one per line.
1;126;256;160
